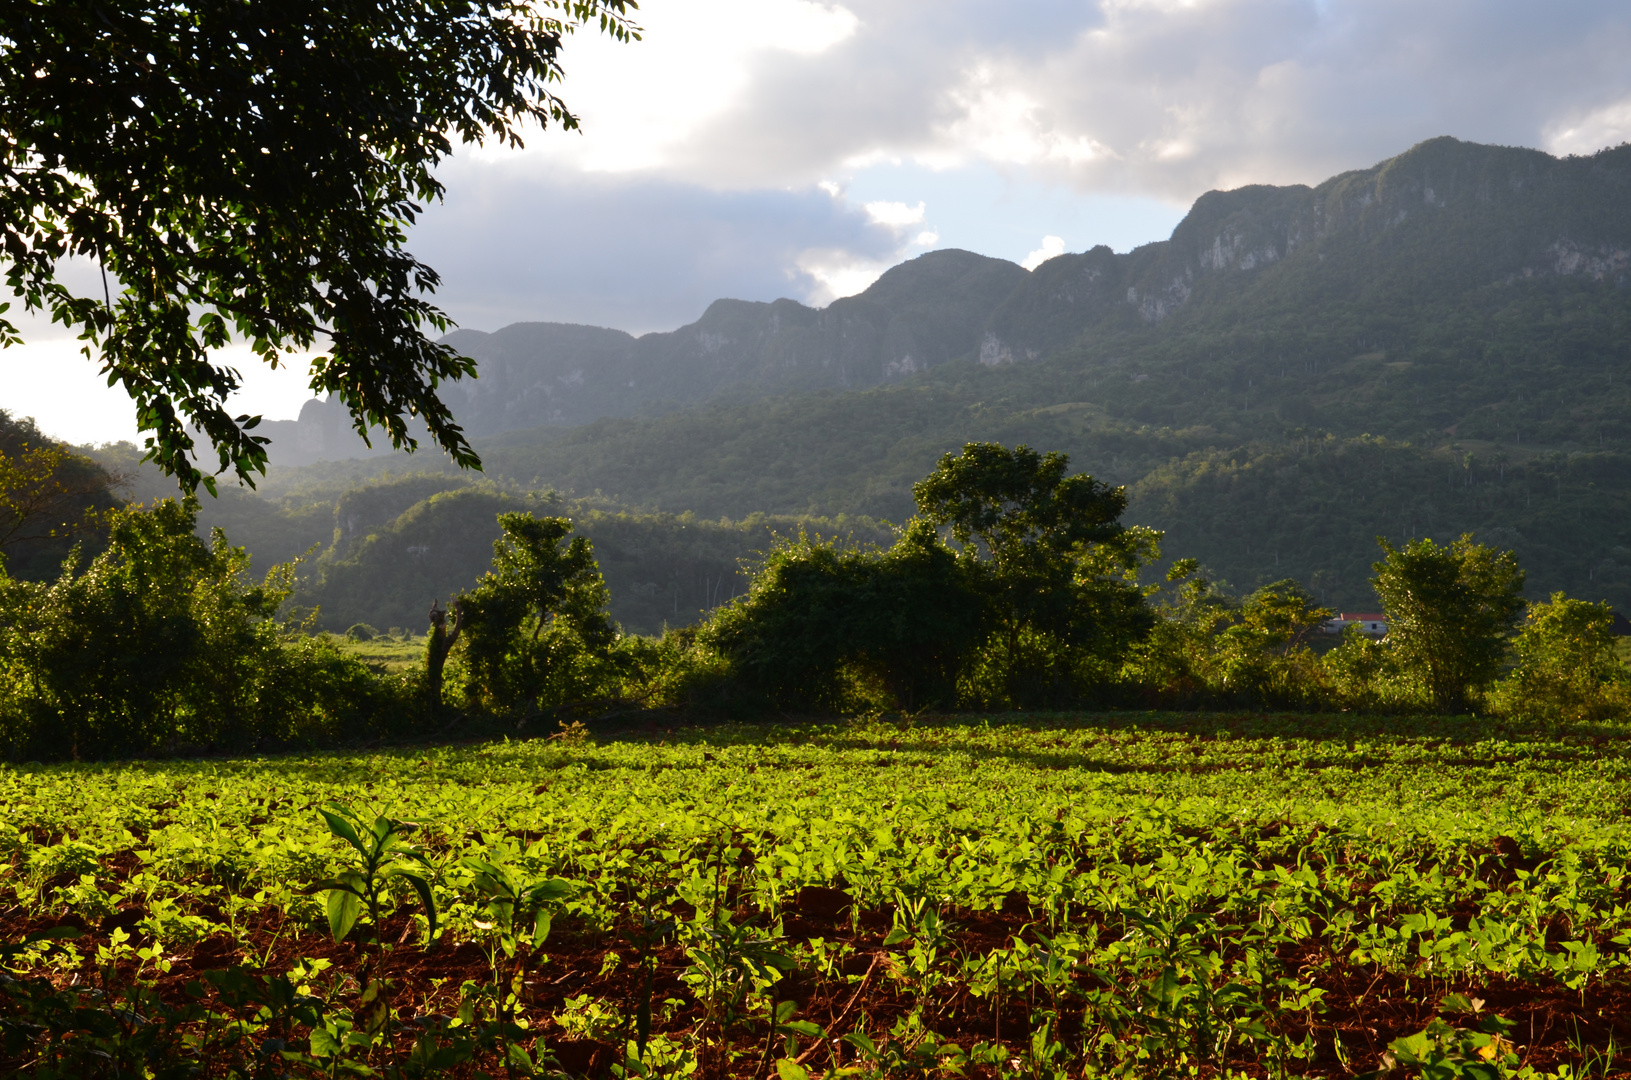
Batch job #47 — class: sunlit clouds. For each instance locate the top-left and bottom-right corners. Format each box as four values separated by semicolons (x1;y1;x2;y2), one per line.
1022;236;1067;272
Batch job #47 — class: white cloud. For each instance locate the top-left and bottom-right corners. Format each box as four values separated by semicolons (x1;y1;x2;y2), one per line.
628;0;1631;197
794;249;893;304
2;259;324;436
1021;235;1067;271
914;230;940;246
0;338;137;444
928;68;1114;170
0;340;320;442
508;0;860;174
1545;97;1631;157
864;200;926;227
410;158;906;331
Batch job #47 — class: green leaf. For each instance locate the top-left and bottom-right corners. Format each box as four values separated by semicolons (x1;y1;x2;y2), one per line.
882;926;912;947
532;909;553;947
310;1024;344;1058
531;877;575;902
311;876;365;897
391;869;439;944
776;1060;811;1080
0;924;83;960
842;1031;877;1055
1387;1030;1437;1065
318;806;363;852
327;887;362;942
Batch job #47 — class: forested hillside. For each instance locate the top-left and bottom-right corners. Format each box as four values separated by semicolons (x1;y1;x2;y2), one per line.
254;248;1032;464
263;136;1631;457
79;446;893;635
192;383;1631;618
68;136;1631;621
287;481;890;635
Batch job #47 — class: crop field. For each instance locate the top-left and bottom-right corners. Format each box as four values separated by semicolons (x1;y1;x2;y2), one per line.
331;633;428;674
5;712;1631;1078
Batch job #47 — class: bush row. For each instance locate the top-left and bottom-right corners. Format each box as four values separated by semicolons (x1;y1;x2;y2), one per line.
1;444;1623;760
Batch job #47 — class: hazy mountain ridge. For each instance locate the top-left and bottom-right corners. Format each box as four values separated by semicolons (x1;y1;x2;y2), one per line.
112;136;1631;624
258;137;1631;467
986;137;1631;362
259;250;1033;464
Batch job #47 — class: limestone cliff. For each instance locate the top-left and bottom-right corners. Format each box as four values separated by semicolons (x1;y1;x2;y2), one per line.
265;137;1631;466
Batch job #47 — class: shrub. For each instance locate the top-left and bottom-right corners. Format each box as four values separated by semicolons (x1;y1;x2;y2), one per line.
914;443;1157;708
1321;625;1423;712
452;512;623;717
1490;593;1631;721
1371;534;1525;714
702;522;986;712
0;499;405;759
1127;572;1335;710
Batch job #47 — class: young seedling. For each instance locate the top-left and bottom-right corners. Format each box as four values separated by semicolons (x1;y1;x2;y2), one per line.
312;803;439;978
461;857;574;1025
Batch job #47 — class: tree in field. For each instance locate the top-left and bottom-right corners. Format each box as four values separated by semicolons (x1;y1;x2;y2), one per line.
1370;534;1525;714
424;597;465;705
1133;569;1334;709
1210;579;1333;705
0;1;637;491
0;498;385;758
1490;593;1630;720
912;442;1156;705
703;521;986;712
453;512;618;714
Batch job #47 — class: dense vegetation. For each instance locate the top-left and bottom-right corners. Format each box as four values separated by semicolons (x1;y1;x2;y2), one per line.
4;440;1625;764
99;398;1631;626
75;442;894;637
41;139;1631;621
8;711;1631;1078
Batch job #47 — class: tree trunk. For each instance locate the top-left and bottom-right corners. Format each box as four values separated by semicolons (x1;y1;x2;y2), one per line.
425;597;464;706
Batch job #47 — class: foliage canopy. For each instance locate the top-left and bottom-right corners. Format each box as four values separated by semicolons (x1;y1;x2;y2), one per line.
0;498;387;758
0;0;637;490
0;410;119;576
456;511;620;715
1371;534;1526;713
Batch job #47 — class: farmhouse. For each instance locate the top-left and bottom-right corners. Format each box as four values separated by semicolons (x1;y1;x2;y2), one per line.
1324;612;1389;636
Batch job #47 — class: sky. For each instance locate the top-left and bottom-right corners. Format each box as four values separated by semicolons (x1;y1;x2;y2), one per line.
9;0;1631;444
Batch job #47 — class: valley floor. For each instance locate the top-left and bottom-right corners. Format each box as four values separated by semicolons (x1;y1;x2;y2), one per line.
5;711;1631;1077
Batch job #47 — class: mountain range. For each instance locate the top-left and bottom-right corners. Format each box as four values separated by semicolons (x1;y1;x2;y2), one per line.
261;135;1631;465
124;135;1631;624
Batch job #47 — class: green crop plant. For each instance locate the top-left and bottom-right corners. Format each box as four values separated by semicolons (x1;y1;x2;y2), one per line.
7;711;1631;1076
882;889;958;1014
755;999;824;1079
312;802;438;988
678;910;796;1070
836;1013;967;1079
1360;993;1523;1080
460;856;574;1028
